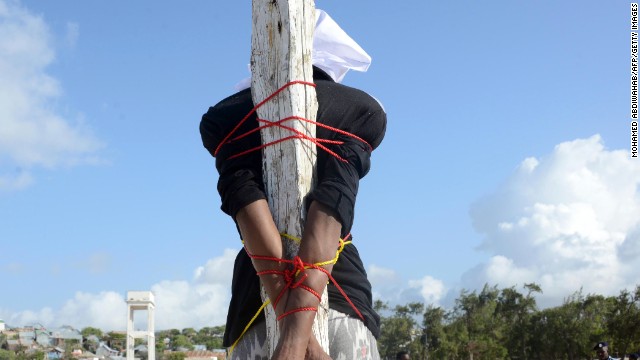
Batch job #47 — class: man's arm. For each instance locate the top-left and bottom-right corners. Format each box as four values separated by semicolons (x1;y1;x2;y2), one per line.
272;200;341;360
235;199;290;316
235;199;341;360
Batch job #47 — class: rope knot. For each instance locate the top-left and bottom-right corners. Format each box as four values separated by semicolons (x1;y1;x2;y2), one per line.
284;256;308;289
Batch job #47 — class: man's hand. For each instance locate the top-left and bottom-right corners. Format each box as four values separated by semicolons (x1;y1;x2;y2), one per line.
237;200;340;359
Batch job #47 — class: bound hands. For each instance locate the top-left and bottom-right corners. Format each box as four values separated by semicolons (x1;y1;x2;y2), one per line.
236;200;340;360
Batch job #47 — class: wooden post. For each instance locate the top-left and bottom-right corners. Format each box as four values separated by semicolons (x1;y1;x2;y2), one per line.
251;0;328;357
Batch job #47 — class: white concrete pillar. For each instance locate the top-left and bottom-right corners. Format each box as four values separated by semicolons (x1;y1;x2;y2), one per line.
126;291;156;360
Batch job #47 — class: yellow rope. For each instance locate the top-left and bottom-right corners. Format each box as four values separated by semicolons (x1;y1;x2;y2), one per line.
228;298;271;355
228;233;351;357
280;232;301;244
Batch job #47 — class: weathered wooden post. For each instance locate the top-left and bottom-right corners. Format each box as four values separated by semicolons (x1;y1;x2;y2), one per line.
251;0;328;357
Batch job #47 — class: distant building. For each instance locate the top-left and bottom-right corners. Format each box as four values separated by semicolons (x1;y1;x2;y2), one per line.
36;328;53;347
46;347;64;360
133;344;148;353
2;330;18;343
96;342;121;358
6;339;20;351
17;329;36;349
50;326;82;347
85;335;101;344
0;319;5;332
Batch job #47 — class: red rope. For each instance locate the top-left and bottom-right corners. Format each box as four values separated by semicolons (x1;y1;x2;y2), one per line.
245;242;365;323
214;80;372;161
277;307;318;321
228;80;370;326
213;80;315;157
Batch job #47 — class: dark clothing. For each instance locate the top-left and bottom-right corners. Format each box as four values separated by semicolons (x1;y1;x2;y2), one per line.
200;67;386;347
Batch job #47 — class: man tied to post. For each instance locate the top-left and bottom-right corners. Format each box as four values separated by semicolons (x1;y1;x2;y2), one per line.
200;9;386;360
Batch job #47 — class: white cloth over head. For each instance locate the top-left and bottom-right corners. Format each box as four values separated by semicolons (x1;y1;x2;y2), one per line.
235;9;371;90
312;9;371;83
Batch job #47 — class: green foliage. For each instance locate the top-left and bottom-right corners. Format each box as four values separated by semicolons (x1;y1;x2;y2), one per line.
105;331;126;351
192;326;225;349
377;283;640;360
27;351;44;360
164;352;185;360
155;339;166;354
453;284;508;359
106;331;126;340
377;302;424;359
172;335;194;351
0;349;15;360
422;305;453;359
155;326;225;351
134;338;145;346
181;328;196;338
81;327;103;338
62;342;78;360
606;285;640;355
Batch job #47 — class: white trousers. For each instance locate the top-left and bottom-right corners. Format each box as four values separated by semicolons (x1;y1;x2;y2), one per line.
229;309;380;360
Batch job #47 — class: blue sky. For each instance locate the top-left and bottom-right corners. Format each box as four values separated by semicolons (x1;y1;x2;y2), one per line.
1;0;638;331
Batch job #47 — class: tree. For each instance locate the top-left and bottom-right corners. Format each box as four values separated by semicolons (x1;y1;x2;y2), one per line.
171;335;193;351
106;331;126;351
422;305;456;360
27;352;44;360
606;285;640;355
180;328;196;339
495;283;541;360
530;290;608;360
454;284;507;360
0;349;15;360
377;284;640;360
155;339;166;354
81;327;103;338
164;352;185;360
377;302;424;359
13;345;27;360
192;326;225;350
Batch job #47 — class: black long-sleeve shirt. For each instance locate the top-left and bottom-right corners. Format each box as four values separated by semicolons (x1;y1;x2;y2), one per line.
200;67;386;346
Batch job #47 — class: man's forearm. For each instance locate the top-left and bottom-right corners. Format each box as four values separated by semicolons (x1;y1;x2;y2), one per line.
235;200;342;360
298;201;341;279
273;201;341;360
236;199;289;315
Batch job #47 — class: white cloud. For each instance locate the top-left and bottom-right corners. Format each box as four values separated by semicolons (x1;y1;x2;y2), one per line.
1;249;238;330
408;275;445;306
466;135;640;307
369;264;446;306
368;264;403;303
0;0;102;190
151;280;230;331
368;264;400;287
1;307;56;327
57;292;127;330
193;248;237;284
